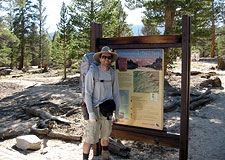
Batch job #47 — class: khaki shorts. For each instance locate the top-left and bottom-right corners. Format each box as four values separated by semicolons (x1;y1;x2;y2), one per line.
83;107;112;144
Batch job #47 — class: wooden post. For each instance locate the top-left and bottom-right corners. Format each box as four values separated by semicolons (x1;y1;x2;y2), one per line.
91;23;102;52
91;23;102;156
179;15;191;160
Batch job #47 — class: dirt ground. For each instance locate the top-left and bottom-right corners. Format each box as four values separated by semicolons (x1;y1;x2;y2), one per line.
0;60;225;160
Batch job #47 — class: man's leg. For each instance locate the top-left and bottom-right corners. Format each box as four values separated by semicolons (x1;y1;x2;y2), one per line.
83;119;99;160
83;142;92;160
101;138;109;146
101;139;110;160
99;113;112;160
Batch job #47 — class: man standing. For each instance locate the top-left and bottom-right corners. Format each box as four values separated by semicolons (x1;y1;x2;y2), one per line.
83;46;120;160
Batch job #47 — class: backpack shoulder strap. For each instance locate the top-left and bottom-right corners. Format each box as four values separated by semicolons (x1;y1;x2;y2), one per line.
109;67;115;84
92;65;99;84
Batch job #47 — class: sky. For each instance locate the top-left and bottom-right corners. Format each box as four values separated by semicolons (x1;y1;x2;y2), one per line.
44;0;144;33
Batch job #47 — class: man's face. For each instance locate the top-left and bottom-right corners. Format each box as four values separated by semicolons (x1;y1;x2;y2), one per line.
100;53;112;66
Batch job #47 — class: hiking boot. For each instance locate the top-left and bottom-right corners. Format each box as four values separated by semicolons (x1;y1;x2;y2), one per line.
102;150;110;160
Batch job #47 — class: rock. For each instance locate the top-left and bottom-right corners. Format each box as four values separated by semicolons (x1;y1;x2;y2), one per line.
200;77;222;87
201;72;217;79
217;56;225;70
16;135;41;150
191;71;202;75
22;68;28;72
0;71;5;76
0;68;12;76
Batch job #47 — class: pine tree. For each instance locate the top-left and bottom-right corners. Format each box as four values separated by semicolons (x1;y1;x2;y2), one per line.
58;2;71;79
210;0;225;57
27;22;39;66
96;0;133;37
41;32;52;69
51;31;62;67
13;0;34;69
0;25;19;67
1;0;20;68
216;26;225;56
35;0;47;72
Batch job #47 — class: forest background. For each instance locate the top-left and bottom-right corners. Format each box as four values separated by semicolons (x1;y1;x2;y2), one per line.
0;0;224;79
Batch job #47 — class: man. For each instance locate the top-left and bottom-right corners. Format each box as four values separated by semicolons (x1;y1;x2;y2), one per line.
83;46;120;160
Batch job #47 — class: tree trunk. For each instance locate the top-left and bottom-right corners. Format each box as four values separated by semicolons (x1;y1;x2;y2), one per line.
31;125;82;141
164;0;175;35
210;1;215;58
164;10;173;35
19;9;25;70
39;23;43;72
164;1;175;74
24;107;71;125
10;47;14;69
217;57;225;70
19;40;25;70
63;35;67;80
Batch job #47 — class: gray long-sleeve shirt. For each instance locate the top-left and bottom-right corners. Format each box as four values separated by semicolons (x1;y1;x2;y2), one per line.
84;66;120;120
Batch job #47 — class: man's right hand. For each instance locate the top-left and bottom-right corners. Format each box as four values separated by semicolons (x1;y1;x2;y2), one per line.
113;112;119;122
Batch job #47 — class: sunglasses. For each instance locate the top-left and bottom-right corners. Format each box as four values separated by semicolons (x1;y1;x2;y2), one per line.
101;56;112;60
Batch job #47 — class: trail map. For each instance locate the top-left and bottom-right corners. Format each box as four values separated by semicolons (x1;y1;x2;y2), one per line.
115;49;164;130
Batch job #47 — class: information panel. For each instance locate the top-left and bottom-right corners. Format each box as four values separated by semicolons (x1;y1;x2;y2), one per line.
115;49;164;130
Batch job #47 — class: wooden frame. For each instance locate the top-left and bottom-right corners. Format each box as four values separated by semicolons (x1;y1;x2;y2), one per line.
91;15;191;160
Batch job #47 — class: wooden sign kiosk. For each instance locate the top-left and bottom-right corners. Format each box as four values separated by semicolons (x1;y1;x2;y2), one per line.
91;15;191;160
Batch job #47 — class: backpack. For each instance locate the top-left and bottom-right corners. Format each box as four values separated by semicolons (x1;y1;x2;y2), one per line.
80;52;100;100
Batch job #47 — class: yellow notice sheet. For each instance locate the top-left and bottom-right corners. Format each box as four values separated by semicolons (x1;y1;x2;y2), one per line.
115;49;164;130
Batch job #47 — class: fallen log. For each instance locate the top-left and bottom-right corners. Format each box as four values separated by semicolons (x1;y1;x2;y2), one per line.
191;71;202;75
24;107;71;125
164;89;211;112
172;72;181;76
47;131;81;141
37;119;55;129
200;77;222;87
164;100;180;113
167;90;202;97
29;101;55;107
26;82;39;89
170;71;202;76
108;137;130;158
0;122;33;139
12;75;23;78
31;125;82;141
190;89;211;103
64;108;80;117
190;98;212;110
201;72;217;79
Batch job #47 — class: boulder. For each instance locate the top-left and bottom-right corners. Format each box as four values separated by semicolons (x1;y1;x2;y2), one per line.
200;77;222;87
0;68;12;76
16;135;41;150
217;56;225;70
